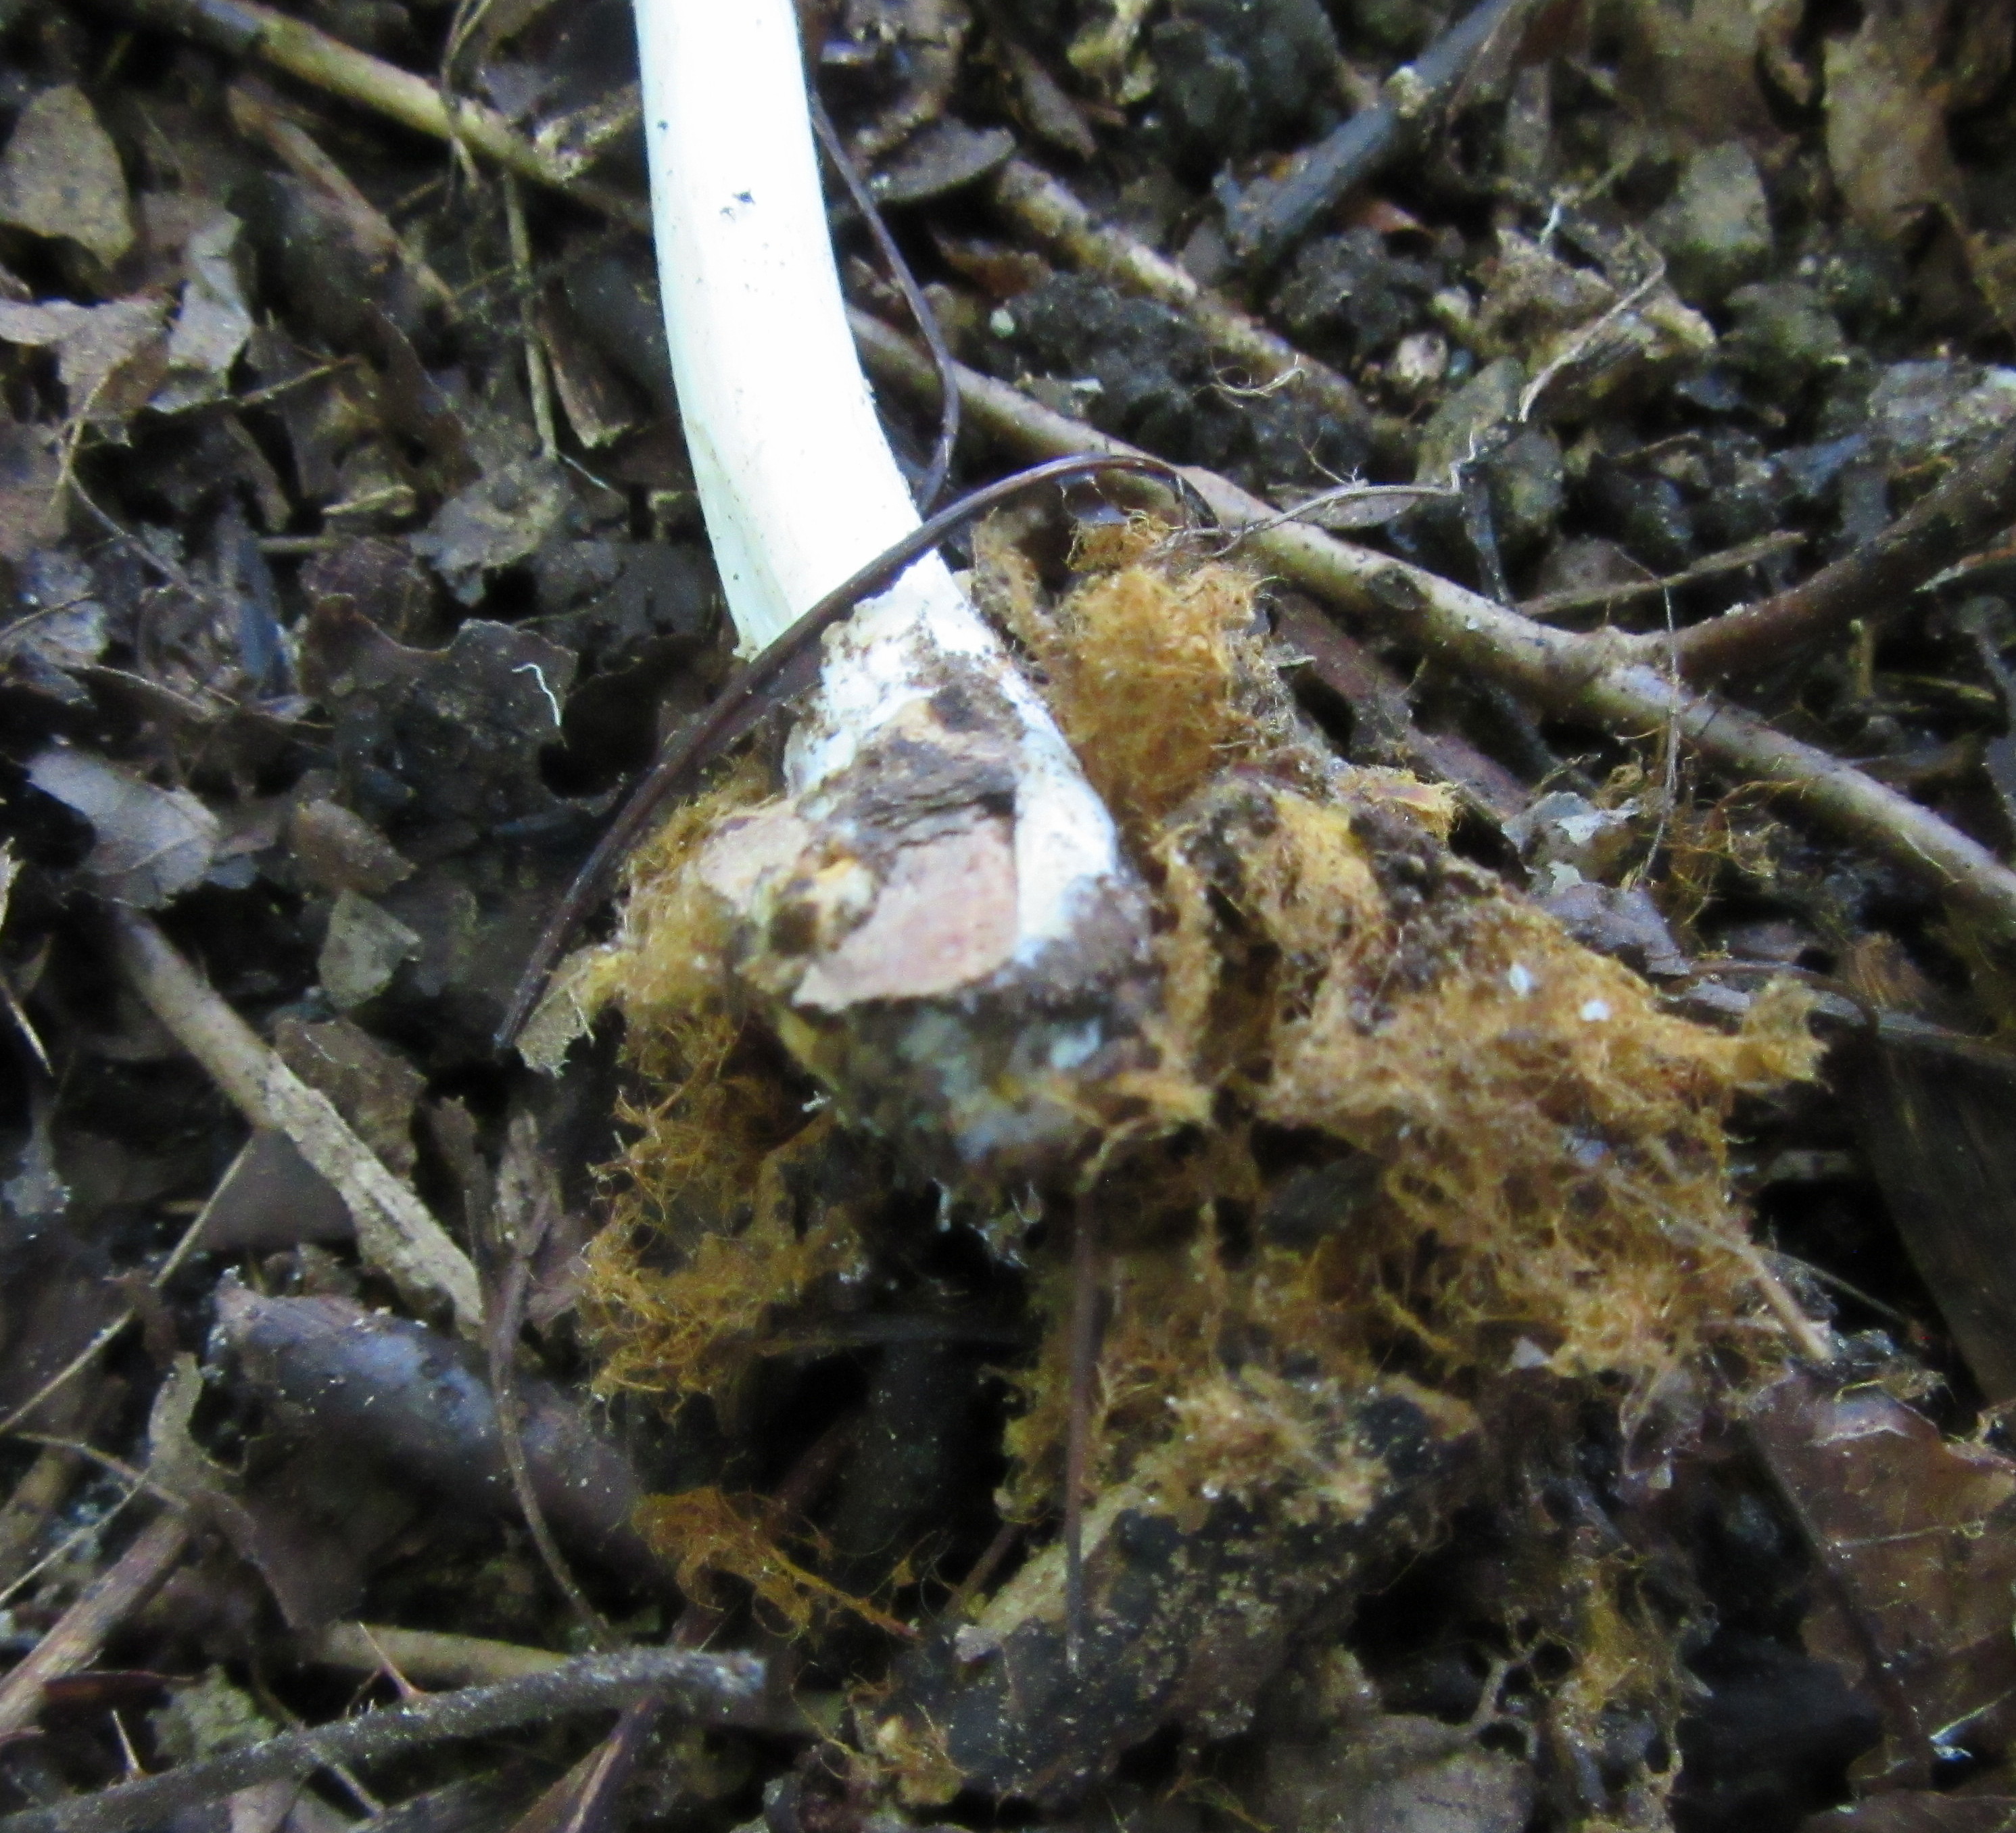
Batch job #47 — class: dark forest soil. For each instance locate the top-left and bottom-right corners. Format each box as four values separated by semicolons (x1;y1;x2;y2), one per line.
2;3;2016;1832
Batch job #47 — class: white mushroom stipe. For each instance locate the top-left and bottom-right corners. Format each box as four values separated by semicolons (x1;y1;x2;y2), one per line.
633;0;1158;1181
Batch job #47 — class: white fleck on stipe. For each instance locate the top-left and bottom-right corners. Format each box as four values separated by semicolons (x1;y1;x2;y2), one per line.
1506;962;1534;996
1579;998;1611;1023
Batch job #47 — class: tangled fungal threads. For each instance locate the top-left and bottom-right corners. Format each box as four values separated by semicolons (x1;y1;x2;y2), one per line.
567;522;1820;1771
988;531;1823;1482
1158;775;1821;1390
544;760;842;1405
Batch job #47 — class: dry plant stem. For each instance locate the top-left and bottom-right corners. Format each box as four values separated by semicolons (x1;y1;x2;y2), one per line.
1224;0;1532;268
312;1623;565;1688
0;1482;147;1617
485;1250;609;1643
550;1699;658;1833
504;175;559;460
851;312;2016;935
988;157;1369;429
0;1384;118;1590
1664;419;2016;683
1270;597;1527;820
0;1648;788;1833
109;911;483;1334
502;1734;619;1833
945;1519;1022;1620
1518;530;1804;623
97;0;650;232
1062;1198;1101;1672
0;1509;190;1738
475;1111;602;1639
0;1448;85;1592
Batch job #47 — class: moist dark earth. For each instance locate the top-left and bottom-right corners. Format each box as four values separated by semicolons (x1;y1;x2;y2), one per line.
2;3;2016;1832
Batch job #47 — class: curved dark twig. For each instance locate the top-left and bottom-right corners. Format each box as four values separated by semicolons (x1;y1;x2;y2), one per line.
809;91;961;512
1224;0;1531;270
479;1169;613;1645
1668;418;2016;683
496;451;1214;1047
0;1648;791;1833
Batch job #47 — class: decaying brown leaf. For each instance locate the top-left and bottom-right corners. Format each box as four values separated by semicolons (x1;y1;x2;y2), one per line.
1609;0;1801;154
0;418;65;560
1821;0;1965;239
151;211;255;413
0;296;168;422
1750;1372;2016;1788
28;746;220;909
0;86;135;269
1848;1027;2016;1402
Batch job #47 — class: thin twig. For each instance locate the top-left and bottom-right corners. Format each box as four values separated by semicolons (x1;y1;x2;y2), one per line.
313;1623;565;1689
552;1699;658;1833
987;157;1370;431
244;1673;383;1817
808;93;958;512
0;1482;143;1613
479;1119;609;1644
109;910;483;1334
0;1382;113;1591
1631;585;1683;891
1516;255;1669;424
1235;481;1457;541
66;475;233;622
849;310;2016;935
1062;1197;1101;1673
1270;597;1527;820
0;1648;793;1833
0;1510;192;1738
1517;530;1803;622
91;0;650;231
1662;418;2016;683
943;1519;1022;1620
0;853;44;1075
504;176;558;460
490;1277;608;1638
1223;0;1533;269
226;80;456;312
